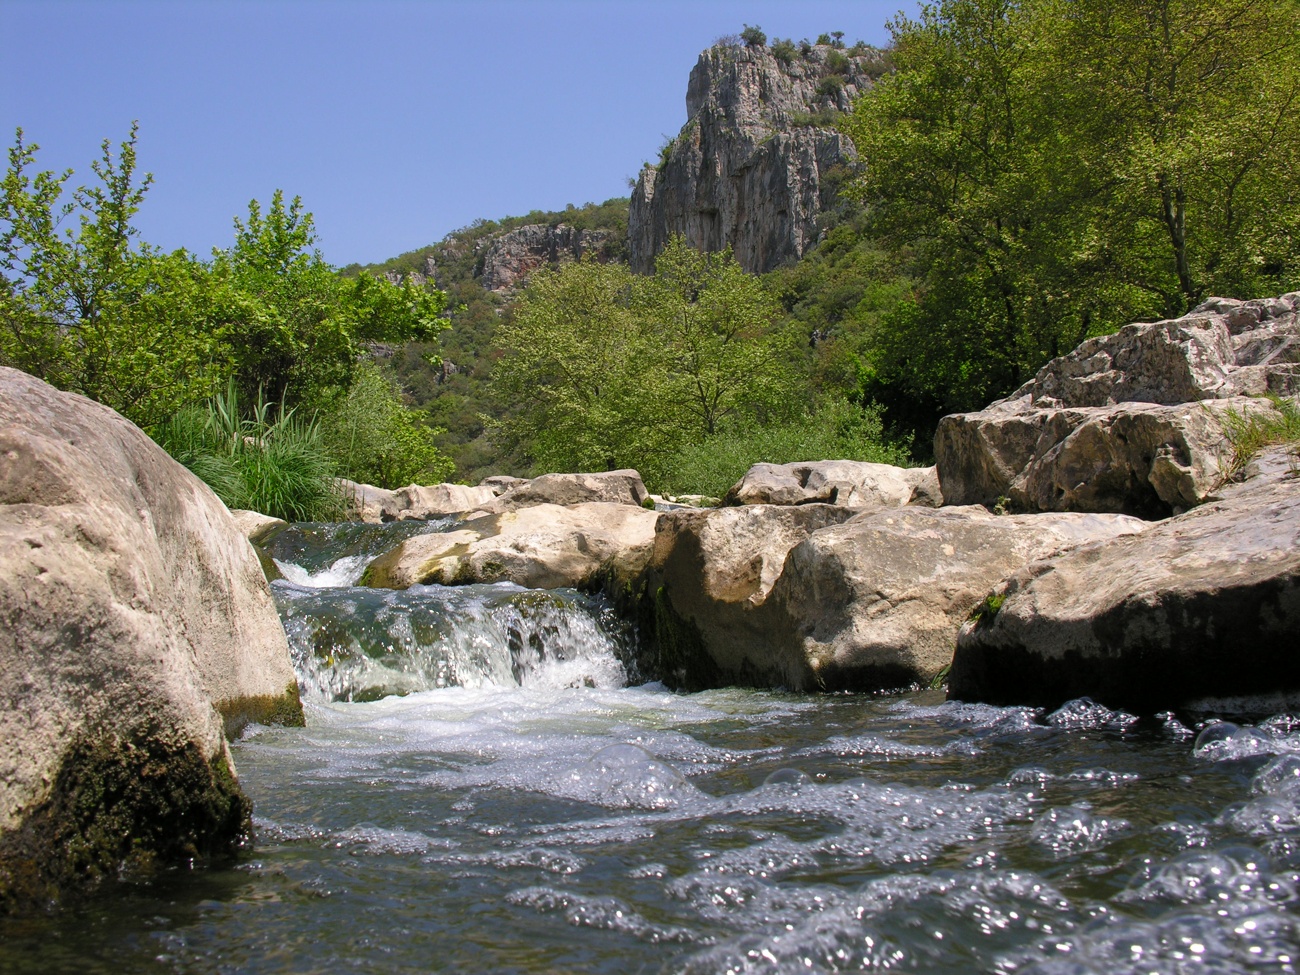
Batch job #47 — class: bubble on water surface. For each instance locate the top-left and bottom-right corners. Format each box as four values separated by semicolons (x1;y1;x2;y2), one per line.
1254;753;1300;797
762;768;813;790
1029;804;1130;858
507;886;696;943
1194;721;1275;761
1045;698;1139;731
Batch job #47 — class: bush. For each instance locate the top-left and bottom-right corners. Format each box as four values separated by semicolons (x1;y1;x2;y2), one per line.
152;383;347;522
741;24;766;48
654;398;911;498
771;39;797;65
318;360;455;489
817;33;832;46
816;75;845;99
826;50;850;75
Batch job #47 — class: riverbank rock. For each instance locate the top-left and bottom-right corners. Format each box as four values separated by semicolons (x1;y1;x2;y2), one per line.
725;461;940;508
480;470;650;512
230;509;287;545
935;295;1299;515
362;502;660;591
0;369;303;912
948;447;1300;712
342;479;497;522
644;504;857;688
768;508;1148;692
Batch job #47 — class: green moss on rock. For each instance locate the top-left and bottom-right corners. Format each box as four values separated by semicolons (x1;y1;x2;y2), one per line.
0;722;252;915
216;681;306;738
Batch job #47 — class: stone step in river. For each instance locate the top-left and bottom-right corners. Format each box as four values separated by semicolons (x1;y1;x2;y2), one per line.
3;521;1300;974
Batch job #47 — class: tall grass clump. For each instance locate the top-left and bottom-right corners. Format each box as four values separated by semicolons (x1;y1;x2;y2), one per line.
152;383;347;522
655;398;911;499
1222;394;1300;477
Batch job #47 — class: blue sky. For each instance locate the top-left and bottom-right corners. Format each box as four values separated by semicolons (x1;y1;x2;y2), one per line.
3;0;911;266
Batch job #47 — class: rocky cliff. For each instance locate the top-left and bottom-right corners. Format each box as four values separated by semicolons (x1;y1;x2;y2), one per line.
479;224;617;293
628;41;880;274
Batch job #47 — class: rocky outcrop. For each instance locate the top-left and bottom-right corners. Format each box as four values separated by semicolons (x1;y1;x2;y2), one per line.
0;369;302;911
646;498;1146;692
343;479;498;523
936;295;1300;516
479;224;617;293
362;502;660;592
725;460;940;508
480;470;650;512
949;447;1300;712
644;504;857;688
768;507;1147;692
628;42;879;274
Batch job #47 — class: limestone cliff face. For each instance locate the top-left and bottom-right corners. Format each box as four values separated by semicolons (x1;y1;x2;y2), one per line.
479;224;616;293
629;42;878;274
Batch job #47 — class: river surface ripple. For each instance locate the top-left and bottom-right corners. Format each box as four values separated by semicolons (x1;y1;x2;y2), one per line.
5;525;1300;974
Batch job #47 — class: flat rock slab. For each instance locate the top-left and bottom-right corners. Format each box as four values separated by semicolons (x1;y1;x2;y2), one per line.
949;457;1300;712
481;470;650;512
768;507;1148;691
362;502;660;591
726;460;939;508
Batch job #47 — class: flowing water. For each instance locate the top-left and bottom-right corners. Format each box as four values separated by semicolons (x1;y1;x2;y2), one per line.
5;523;1300;974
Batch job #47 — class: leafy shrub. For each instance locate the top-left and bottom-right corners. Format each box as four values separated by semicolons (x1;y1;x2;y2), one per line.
816;75;845;99
152;383;347;522
826;50;851;75
318;360;455;489
654;398;911;498
799;38;814;58
817;33;832;45
741;24;766;48
771;39;797;65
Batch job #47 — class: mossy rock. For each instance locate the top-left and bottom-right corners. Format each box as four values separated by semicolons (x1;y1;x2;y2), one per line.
0;722;251;915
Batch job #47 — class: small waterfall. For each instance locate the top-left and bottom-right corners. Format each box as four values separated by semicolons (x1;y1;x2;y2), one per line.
271;579;636;702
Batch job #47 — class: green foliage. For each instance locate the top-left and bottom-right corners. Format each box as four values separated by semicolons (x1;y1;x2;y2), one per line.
152;383;347;522
771;38;798;65
656;398;909;498
741;24;767;48
816;75;845;99
839;0;1300;430
825;50;850;74
1221;395;1300;476
489;238;803;484
318;360;455;489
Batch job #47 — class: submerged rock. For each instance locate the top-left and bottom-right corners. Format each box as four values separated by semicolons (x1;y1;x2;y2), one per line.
936;295;1300;515
0;368;302;912
949;448;1300;712
725;460;940;509
362;501;660;592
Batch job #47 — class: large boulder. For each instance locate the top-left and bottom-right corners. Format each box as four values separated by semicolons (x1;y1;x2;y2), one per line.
342;479;497;523
766;507;1147;691
0;369;303;911
936;295;1300;515
948;447;1300;712
725;461;941;509
361;502;660;591
645;504;858;688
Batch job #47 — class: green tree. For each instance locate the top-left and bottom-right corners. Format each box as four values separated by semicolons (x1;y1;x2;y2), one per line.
841;0;1300;424
213;190;448;411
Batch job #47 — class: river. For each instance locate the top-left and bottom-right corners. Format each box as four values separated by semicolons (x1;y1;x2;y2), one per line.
4;521;1299;974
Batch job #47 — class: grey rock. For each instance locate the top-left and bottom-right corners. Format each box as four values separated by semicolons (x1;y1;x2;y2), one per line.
0;369;302;909
342;479;497;522
628;42;879;274
767;507;1147;691
483;470;650;512
363;502;660;592
725;460;937;508
479;223;617;294
935;296;1300;514
645;504;858;689
948;449;1300;712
